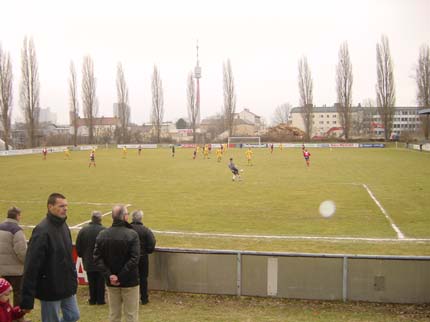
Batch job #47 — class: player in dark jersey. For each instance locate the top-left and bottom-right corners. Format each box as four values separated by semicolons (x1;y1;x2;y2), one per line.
228;158;241;181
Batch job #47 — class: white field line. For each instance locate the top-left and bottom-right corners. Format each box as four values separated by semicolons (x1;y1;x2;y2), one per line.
70;203;132;229
19;203;132;230
0;200;124;206
362;184;405;239
151;230;430;243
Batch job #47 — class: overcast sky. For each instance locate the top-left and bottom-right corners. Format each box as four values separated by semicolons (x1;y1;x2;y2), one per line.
1;0;429;125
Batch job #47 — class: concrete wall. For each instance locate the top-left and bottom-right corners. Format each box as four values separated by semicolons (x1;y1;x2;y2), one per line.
148;248;430;304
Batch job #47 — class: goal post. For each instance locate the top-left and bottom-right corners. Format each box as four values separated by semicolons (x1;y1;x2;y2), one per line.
227;136;261;147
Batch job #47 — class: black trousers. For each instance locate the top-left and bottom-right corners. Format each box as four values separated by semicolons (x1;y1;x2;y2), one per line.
87;271;106;304
138;255;149;302
3;275;22;306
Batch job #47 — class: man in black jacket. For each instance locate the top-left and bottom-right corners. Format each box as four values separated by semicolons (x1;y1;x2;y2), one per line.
20;193;80;322
76;211;106;305
94;205;140;322
130;210;156;305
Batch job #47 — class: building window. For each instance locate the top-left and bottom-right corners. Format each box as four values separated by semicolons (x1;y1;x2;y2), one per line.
327;121;330;124
333;121;336;124
319;121;324;124
320;115;324;118
333;115;337;118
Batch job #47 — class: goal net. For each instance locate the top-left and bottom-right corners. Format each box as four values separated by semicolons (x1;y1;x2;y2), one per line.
227;136;261;147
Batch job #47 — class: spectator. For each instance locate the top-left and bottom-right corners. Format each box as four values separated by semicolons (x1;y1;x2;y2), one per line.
76;211;106;305
0;206;27;307
130;210;156;305
0;278;26;322
20;193;80;322
94;205;140;322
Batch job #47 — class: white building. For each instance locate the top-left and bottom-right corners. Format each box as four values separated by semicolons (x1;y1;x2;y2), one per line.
289;104;422;139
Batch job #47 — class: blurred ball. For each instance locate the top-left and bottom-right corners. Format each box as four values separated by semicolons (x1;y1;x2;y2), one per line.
319;200;336;218
240;169;244;172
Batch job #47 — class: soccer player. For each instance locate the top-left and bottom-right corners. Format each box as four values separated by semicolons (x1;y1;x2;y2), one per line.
216;148;222;163
138;145;142;156
303;149;311;167
192;148;197;160
171;145;175;157
64;147;71;160
122;146;127;159
228;158;241;182
245;148;253;166
42;147;47;160
203;145;209;159
89;151;96;168
270;143;274;154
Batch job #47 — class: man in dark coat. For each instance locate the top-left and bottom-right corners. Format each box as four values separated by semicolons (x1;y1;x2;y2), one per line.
94;205;140;322
130;210;156;305
20;193;80;322
76;211;106;305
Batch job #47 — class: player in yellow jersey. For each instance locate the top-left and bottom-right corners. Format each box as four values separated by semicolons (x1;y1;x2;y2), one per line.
64;147;71;160
245;148;253;166
122;146;127;158
203;145;209;159
216;148;222;162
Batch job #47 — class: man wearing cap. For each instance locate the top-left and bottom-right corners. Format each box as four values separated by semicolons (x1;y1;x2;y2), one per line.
0;206;27;307
76;211;106;305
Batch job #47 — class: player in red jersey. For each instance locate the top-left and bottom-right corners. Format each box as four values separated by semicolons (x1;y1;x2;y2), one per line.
42;147;47;160
89;151;96;167
303;149;311;167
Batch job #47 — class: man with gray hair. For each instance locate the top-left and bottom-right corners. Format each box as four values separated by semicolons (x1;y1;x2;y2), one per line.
94;205;140;322
130;210;156;305
0;206;27;307
76;211;106;305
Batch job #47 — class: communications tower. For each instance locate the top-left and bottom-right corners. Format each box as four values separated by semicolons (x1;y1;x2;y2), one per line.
194;41;201;126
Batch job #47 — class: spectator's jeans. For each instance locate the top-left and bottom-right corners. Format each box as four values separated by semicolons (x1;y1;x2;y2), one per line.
40;295;80;322
107;286;139;322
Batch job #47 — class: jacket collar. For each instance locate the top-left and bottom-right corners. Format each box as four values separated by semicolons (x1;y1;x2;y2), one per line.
47;212;67;226
4;218;19;225
112;219;132;228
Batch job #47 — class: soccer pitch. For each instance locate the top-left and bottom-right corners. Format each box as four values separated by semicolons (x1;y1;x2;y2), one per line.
0;146;429;255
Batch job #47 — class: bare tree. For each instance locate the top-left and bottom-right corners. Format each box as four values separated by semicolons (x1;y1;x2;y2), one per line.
336;41;354;140
19;37;40;147
187;71;199;143
0;45;13;150
416;44;430;139
376;35;396;141
223;59;236;136
69;61;79;146
116;62;130;143
82;55;98;144
151;65;164;143
298;56;313;141
272;102;292;125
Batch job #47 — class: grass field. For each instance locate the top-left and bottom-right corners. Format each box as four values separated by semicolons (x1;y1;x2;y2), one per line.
25;288;430;322
1;145;429;255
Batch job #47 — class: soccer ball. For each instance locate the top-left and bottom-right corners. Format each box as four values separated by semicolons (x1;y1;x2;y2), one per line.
319;200;336;218
232;175;236;181
240;169;244;172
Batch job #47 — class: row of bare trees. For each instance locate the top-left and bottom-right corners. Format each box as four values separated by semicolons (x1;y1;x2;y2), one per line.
296;35;430;141
1;36;429;148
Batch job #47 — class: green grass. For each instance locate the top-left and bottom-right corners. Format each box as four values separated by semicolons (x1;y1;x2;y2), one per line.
25;287;430;322
1;146;429;255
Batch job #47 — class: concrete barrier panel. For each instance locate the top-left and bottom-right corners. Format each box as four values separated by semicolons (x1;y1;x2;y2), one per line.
348;259;430;303
149;251;237;295
276;257;343;300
